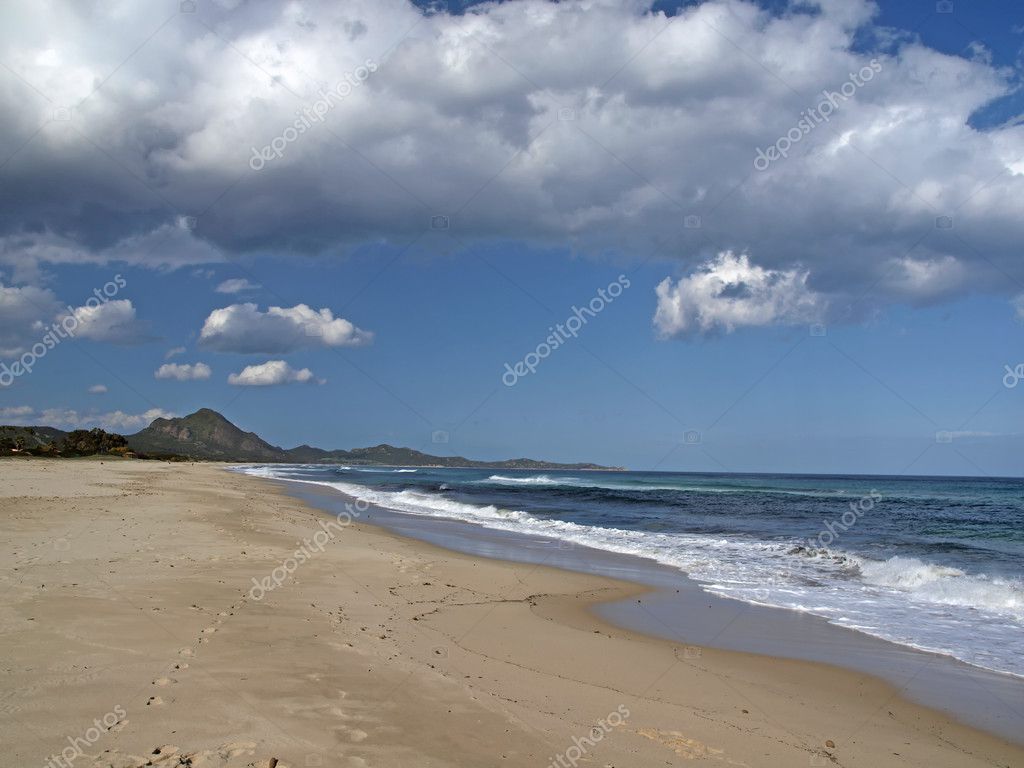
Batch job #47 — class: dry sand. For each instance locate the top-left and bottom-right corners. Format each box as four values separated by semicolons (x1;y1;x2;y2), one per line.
1;458;1021;767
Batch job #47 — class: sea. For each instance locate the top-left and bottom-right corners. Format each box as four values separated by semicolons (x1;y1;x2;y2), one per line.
236;465;1024;680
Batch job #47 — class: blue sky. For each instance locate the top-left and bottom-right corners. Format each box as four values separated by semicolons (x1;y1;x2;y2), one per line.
1;0;1023;475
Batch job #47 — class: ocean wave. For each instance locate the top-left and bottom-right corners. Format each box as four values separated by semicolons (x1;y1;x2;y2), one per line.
855;555;1023;615
485;474;569;485
479;474;853;498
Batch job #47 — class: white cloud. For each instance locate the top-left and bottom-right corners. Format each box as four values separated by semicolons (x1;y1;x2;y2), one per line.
66;299;143;343
87;384;107;394
1;280;144;353
154;362;212;381
884;255;967;302
93;408;176;431
1;406;174;431
200;303;372;353
164;346;186;359
0;280;62;355
654;252;824;338
227;360;318;386
0;405;35;419
215;278;261;294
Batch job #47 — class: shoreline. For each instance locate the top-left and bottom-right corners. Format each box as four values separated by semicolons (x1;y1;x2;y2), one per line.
2;458;1021;767
276;473;1024;745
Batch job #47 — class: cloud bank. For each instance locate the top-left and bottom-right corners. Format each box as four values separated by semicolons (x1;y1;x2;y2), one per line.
0;0;1023;327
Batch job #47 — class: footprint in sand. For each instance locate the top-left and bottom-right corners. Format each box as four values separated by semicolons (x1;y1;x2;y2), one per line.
152;677;175;686
146;695;163;706
89;742;265;767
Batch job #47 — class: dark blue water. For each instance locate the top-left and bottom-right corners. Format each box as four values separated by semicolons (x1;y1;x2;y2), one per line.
239;465;1024;677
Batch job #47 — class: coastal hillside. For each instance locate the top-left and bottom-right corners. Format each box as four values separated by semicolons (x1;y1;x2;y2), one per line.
123;408;617;468
127;408;285;462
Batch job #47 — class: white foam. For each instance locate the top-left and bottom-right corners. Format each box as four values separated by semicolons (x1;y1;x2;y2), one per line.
480;474;846;497
856;556;1023;614
486;474;566;485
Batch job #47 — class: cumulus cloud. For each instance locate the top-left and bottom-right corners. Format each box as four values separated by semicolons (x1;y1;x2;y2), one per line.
200;303;372;353
1;278;145;353
0;281;62;355
654;251;823;337
0;405;35;419
65;299;144;343
0;406;174;431
215;278;261;294
154;362;212;381
87;384;107;394
227;360;318;386
0;0;1022;319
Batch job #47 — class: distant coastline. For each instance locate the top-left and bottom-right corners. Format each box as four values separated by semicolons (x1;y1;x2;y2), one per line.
1;407;623;470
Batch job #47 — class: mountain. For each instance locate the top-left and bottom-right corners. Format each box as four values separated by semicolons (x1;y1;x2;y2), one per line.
125;408;617;469
311;443;613;470
127;408;285;461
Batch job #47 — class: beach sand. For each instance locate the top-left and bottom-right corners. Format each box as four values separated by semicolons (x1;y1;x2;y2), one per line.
1;458;1021;768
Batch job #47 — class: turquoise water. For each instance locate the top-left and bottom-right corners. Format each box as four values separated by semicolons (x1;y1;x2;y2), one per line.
240;465;1024;678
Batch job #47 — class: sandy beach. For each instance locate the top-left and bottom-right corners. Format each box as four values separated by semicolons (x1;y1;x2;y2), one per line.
1;458;1021;768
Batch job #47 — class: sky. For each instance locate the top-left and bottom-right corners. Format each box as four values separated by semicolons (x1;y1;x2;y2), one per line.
1;0;1022;476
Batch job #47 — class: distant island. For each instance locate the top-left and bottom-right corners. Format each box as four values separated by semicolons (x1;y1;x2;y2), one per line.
1;408;620;470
